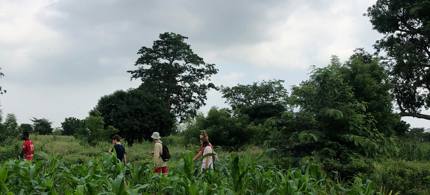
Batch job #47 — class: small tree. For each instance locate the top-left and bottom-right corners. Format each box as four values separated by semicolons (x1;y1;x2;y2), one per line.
32;118;53;135
84;111;117;145
183;107;250;148
3;114;18;138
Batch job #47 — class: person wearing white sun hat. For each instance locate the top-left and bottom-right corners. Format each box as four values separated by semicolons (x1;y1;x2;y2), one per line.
151;132;168;175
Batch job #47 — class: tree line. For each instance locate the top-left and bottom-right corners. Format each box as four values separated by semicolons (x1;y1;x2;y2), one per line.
0;0;429;181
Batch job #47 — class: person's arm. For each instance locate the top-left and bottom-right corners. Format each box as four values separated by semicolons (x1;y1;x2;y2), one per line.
20;143;25;159
193;149;203;161
123;153;127;164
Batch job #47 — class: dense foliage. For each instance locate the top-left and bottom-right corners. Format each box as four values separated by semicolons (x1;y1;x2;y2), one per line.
31;118;53;135
19;123;33;133
221;80;288;124
61;117;84;136
367;0;430;120
128;32;218;122
0;114;19;144
183;108;251;148
96;89;175;144
266;51;405;178
83;111;118;145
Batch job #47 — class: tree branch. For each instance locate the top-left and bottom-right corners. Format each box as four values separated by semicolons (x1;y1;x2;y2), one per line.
400;111;430;120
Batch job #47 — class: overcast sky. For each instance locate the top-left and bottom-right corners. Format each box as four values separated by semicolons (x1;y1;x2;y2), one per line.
0;0;428;128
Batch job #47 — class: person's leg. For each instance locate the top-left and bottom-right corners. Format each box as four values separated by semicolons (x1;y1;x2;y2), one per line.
162;166;168;176
154;167;162;174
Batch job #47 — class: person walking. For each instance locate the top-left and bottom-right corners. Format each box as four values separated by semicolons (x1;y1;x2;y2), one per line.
151;132;168;175
201;140;215;172
110;135;127;163
193;130;212;161
21;131;34;161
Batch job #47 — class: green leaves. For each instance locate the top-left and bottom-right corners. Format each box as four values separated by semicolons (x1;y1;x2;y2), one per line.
0;164;9;192
95;88;174;143
0;153;386;194
368;0;430;121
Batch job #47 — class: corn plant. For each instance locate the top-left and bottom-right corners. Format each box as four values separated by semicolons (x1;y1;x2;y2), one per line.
0;152;390;194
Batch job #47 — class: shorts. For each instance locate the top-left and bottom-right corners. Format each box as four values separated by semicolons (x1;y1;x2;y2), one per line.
154;166;168;175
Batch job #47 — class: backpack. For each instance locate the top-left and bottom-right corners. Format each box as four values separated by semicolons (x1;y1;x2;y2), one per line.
160;143;170;162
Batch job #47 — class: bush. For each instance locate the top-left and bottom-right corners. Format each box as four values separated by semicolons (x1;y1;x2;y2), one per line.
182;108;252;149
0;142;20;161
162;135;185;146
371;160;430;195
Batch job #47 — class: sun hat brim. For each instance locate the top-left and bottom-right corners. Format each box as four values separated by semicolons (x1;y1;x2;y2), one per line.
151;134;161;139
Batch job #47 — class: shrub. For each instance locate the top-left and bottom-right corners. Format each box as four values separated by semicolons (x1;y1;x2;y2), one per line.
183;108;252;149
372;160;430;195
0;142;20;161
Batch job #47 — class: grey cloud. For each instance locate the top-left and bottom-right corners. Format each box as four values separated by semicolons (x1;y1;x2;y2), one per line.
9;0;293;86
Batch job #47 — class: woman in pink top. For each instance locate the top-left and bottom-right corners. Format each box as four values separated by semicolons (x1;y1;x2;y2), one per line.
193;130;212;161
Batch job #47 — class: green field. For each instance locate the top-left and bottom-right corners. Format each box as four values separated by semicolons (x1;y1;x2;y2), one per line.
0;135;397;194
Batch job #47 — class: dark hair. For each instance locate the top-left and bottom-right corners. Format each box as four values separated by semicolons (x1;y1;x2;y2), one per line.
22;131;29;140
112;134;121;142
202;140;210;147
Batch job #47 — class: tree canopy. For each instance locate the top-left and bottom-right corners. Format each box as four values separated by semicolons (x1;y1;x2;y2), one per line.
61;117;84;136
221;80;288;111
32;118;53;135
221;80;288;122
95;89;174;144
128;32;218;121
367;0;430;120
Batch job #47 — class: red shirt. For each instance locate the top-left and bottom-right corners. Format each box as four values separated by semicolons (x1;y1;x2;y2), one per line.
22;140;34;160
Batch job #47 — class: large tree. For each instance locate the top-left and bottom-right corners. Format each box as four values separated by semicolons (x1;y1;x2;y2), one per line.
128;32;218;121
96;89;174;144
368;0;430;120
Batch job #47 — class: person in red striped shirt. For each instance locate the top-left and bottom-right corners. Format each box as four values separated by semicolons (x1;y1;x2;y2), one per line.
21;131;34;161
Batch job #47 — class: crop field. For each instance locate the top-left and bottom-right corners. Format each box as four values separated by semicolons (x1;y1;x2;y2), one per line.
0;135;388;195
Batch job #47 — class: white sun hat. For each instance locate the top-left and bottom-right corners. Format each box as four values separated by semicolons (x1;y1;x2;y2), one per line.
151;132;161;140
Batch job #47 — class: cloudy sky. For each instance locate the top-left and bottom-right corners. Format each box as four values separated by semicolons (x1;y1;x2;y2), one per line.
0;0;428;128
